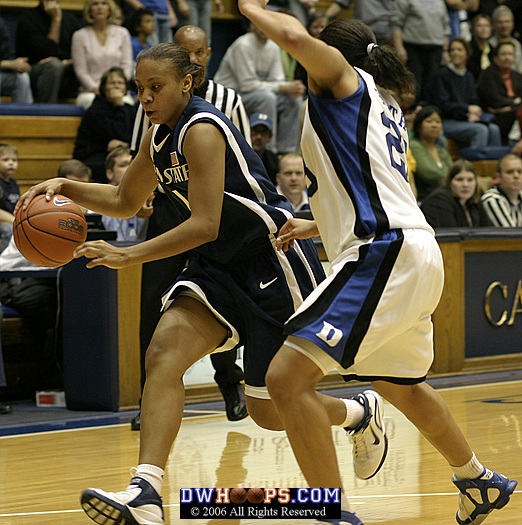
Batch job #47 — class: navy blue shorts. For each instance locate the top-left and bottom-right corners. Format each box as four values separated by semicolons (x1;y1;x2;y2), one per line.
162;239;324;397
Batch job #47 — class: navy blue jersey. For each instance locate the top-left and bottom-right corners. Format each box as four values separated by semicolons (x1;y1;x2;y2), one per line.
151;95;293;264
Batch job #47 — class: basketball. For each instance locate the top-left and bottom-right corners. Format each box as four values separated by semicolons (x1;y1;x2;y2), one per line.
247;487;265;504
13;194;87;268
230;487;248;504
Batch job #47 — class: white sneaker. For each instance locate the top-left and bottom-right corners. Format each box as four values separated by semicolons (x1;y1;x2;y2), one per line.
81;477;164;525
346;390;388;480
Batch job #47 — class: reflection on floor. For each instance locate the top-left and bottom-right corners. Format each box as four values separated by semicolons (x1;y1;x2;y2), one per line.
0;373;521;524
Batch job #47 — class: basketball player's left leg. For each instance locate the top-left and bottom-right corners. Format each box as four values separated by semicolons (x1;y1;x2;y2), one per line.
138;296;229;467
373;379;518;525
81;296;229;525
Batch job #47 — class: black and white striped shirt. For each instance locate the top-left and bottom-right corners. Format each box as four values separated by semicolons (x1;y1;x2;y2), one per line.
481;185;522;227
130;79;251;154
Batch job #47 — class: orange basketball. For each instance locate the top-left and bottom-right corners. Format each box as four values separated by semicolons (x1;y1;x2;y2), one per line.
13;194;87;268
247;488;265;504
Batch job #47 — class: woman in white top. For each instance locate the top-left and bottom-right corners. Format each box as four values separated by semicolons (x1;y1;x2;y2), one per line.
72;0;134;108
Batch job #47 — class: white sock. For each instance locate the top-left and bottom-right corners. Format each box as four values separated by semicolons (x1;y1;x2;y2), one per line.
132;464;164;495
340;398;365;430
451;453;486;481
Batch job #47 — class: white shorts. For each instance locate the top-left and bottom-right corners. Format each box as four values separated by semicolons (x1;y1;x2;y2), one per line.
284;228;444;384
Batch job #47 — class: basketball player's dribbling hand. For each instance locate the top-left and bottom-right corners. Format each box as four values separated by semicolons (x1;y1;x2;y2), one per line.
276;218;319;252
15;180;65;213
74;240;131;269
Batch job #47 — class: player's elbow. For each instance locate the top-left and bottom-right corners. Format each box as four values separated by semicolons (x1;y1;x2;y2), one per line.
198;221;220;243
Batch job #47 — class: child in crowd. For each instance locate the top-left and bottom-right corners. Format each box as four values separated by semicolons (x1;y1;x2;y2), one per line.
128;8;156;62
101;146;151;240
0;144;21;253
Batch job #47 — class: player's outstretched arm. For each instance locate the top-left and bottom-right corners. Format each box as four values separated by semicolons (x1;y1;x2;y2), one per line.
16;128;158;219
276;218;319;252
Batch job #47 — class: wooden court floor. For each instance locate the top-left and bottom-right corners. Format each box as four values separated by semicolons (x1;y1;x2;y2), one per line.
1;380;521;524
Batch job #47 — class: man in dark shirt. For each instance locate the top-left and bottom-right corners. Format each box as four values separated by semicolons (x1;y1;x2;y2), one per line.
250;113;279;185
15;0;81;102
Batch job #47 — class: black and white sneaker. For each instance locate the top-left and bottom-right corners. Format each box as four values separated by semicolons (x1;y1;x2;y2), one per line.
81;477;164;525
346;390;388;480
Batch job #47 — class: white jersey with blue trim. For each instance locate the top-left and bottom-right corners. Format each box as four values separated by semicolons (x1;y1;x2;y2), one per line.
301;67;433;264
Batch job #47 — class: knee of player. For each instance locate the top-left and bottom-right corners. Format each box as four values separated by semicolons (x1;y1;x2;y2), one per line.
144;342;186;378
264;364;290;403
246;396;284;431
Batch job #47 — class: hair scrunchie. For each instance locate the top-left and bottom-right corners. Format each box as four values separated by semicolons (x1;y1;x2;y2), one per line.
367;43;378;55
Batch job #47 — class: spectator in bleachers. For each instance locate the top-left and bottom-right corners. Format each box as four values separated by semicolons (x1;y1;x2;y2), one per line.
325;0;393;44
409;105;454;202
169;0;191;31
112;1;124;25
276;152;310;213
489;5;522;74
183;0;223;43
72;0;134;109
100;146;149;240
0;17;33;104
468;0;501;19
0;144;20;253
503;0;522;41
128;8;155;61
429;37;502;150
468;14;492;82
73;66;137;182
481;153;522;226
214;21;304;154
445;0;478;42
476;39;522;145
250;112;278;184
122;0;177;44
390;0;451;104
15;0;81;103
421;158;492;227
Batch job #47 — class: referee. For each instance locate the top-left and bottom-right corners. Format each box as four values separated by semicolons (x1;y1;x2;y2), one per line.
131;26;251;431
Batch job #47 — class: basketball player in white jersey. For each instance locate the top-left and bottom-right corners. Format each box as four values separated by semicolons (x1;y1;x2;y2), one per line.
18;42;392;525
239;2;518;525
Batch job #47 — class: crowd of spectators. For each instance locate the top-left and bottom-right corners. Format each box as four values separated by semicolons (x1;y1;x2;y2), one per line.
3;0;522;414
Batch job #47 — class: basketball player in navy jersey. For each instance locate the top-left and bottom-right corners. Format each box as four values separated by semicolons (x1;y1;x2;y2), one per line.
239;2;518;525
17;43;390;525
132;24;252;431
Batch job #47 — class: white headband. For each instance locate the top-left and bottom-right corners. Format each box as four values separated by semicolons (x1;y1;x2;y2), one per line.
367;43;378;55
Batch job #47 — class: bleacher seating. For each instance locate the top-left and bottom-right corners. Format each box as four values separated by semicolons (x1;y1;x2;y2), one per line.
0;103;83;192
